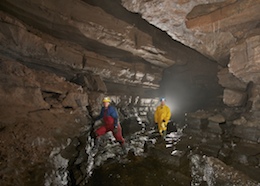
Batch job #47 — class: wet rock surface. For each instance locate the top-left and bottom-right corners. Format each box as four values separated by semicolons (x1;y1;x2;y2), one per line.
81;111;260;186
191;154;260;186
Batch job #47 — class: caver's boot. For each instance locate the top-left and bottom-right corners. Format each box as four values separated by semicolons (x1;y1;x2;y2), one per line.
121;143;128;155
162;130;167;140
159;129;163;137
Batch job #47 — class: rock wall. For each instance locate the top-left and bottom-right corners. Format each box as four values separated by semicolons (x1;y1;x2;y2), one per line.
0;59;95;185
122;0;260;64
218;35;260;129
0;10;162;95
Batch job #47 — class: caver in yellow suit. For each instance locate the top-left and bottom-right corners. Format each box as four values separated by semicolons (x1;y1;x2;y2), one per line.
154;98;171;138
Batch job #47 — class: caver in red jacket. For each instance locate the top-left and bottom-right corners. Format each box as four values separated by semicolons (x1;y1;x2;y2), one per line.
95;105;125;144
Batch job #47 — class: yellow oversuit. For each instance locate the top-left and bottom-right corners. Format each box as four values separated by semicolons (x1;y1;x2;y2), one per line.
154;105;171;136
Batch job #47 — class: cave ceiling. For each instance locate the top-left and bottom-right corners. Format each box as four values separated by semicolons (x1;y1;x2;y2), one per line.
0;0;259;94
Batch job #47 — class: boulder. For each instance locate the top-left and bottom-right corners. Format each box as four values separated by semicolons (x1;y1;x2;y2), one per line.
223;89;247;107
191;154;259;186
217;68;247;91
229;35;260;84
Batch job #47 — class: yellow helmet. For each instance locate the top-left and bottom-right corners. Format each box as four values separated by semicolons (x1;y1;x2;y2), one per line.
103;97;111;103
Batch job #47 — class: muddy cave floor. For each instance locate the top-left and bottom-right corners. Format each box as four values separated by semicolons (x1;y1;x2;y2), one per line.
84;124;260;186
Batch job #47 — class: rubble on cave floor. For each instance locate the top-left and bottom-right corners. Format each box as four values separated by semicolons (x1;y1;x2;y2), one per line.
75;118;260;186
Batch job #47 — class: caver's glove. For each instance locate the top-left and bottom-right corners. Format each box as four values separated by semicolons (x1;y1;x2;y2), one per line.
154;123;158;131
113;126;118;134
